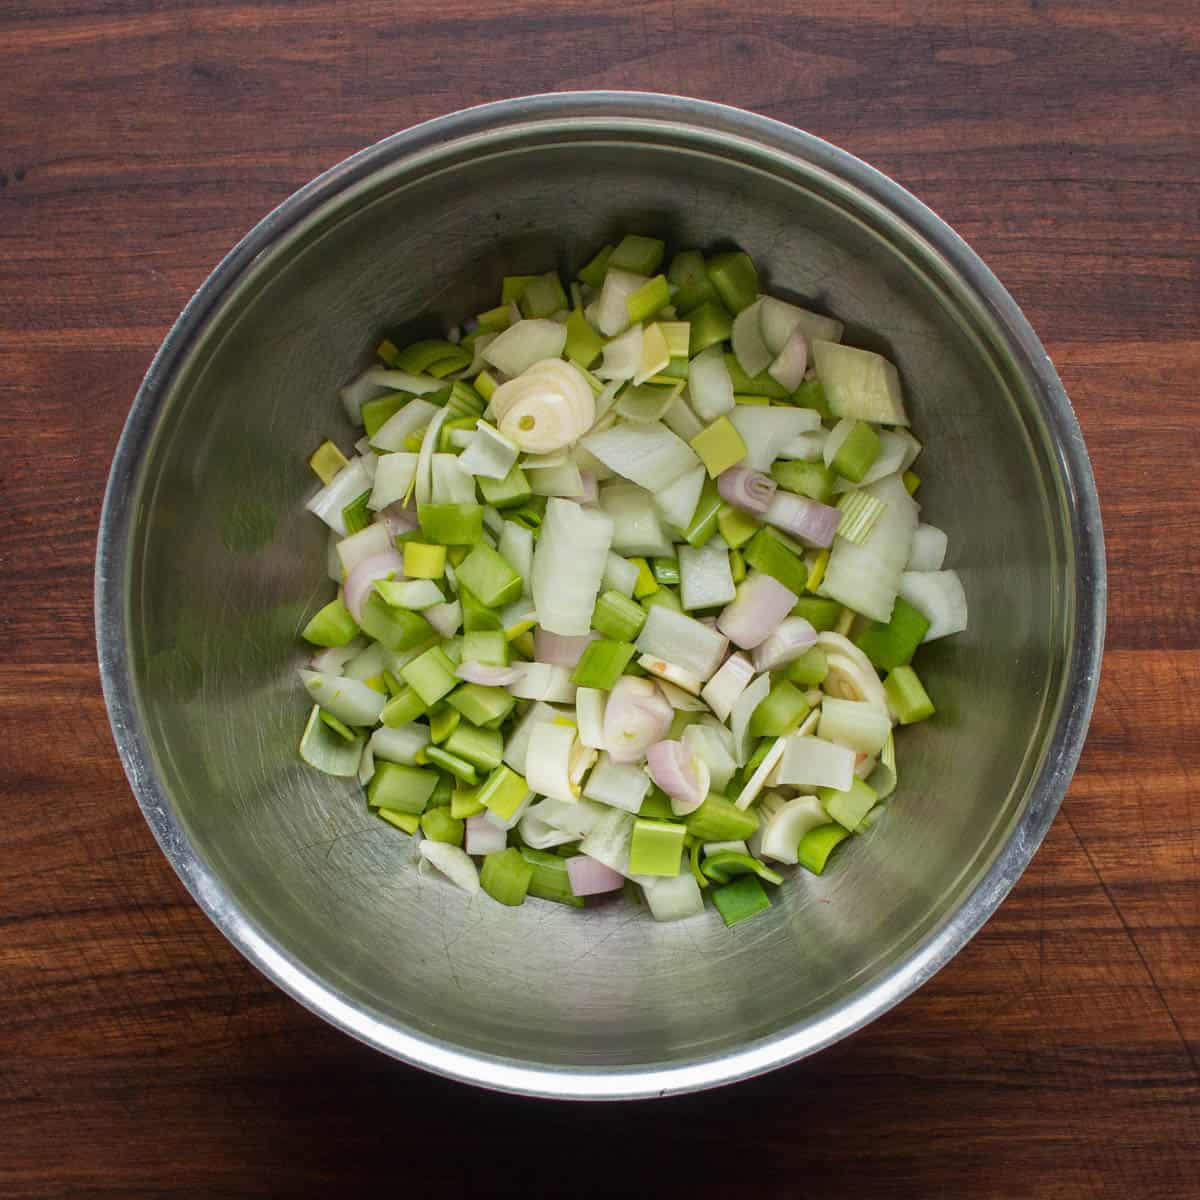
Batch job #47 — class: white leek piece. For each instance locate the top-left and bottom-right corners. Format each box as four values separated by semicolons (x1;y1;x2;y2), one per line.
494;360;594;453
419;842;480;895
811;339;909;427
339;366;443;425
369;723;431;764
498;521;534;596
600;480;674;556
907;524;948;572
734;735;788;810
634;322;671;384
530;795;609;839
367;452;418;511
603;552;640;598
508;662;577;703
430;453;476;504
758;795;828;864
298;705;363;777
635;605;728;681
774;735;856;791
728;407;819;471
656;466;706;533
688;344;735;421
818;631;891;715
595;324;643;381
299;669;386;727
679;539;736;610
817;696;892;756
662;394;704;442
758;296;844;353
582;752;651;813
582;421;701;491
459;421;519;480
682;720;737;791
642;871;704;922
899;570;968;641
370;398;439;453
700;652;755;722
525;722;580;803
729;672;770;765
335;523;393;575
482;319;567;376
532;498;614;635
414;407;450;506
575;687;607;750
306;456;373;535
502;701;562;775
528;461;585;498
595;268;647;336
731;297;773;376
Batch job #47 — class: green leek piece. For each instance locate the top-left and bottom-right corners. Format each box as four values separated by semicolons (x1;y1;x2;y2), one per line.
797;822;853;875
459;584;503;633
301;597;360;647
520;847;585;908
626;274;671;324
380;685;428;727
668;249;717;314
455;543;523;608
367;761;439;815
772;460;837;505
683;478;723;548
476;305;512;332
475;370;499;401
425;744;478;785
684;793;759;843
689;838;709;890
792;376;832;419
480;847;534;906
420;807;465;846
381;669;403;697
711;875;771;927
701;851;784;887
509;630;535;657
450;784;485;819
403;541;446;580
744;527;808;595
462;630;508;666
341;491;372;535
477;463;531;510
376;338;401;367
610;234;665;276
818;778;878;832
400;645;459;706
832;420;881;483
790;596;841;631
688;300;733;356
659;321;691;358
652;557;680;586
730;547;746;583
631;557;658;599
716;504;760;550
361;394;410;437
723;352;789;398
706;251;758;314
572;640;637;690
478;764;531;821
734;393;770;407
519;271;569;319
855;597;931;670
783;644;829;686
565;306;604;368
358;592;435;653
446;381;485;419
592;590;647;642
628;818;686;877
903;469;921;495
428;772;454;809
616;381;678;424
374;578;443;610
309;439;349;484
884;665;936;724
502;275;538;304
641;588;682;615
749;679;811;737
428;705;460;745
318;709;358;741
506;497;545;529
377;807;420;834
690;416;748;478
638;787;677;822
444;722;504;771
577;244;614;289
418;502;484;545
394;339;469;375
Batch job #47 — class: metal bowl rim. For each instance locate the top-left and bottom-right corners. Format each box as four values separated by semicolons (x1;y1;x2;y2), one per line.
94;90;1106;1101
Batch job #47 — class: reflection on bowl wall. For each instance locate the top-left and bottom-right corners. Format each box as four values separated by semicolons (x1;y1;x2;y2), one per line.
96;92;1104;1099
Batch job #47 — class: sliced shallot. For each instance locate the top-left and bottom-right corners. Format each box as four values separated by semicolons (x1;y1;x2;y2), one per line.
717;466;777;516
343;549;405;624
602;676;672;763
646;739;711;815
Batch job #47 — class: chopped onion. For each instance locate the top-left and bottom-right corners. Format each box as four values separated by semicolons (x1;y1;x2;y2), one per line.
343;549;405;624
418;841;480;895
638;654;704;696
430;453;477;504
532;498;614;636
731;297;772;376
600;480;674;557
566;855;626;897
767;327;808;392
753;616;819;672
335;523;393;576
728;407;819;471
734;735;787;810
700;652;755;722
482;319;568;377
525;722;580;803
718;572;798;649
529;796;608;840
456;661;524;687
309;641;363;675
603;551;640;598
646;740;711;815
595;268;647;336
465;814;507;856
534;628;594;668
899;570;968;642
717;466;777;516
679;539;736;611
582;752;651;813
578;471;599;505
688;344;735;421
656;465;706;531
764;490;841;548
603;676;673;763
662;395;704;441
507;661;576;703
459;421;519;480
582;421;701;492
502;701;560;775
831;430;922;492
758;296;844;353
519;809;577;850
595;324;643;381
656;679;708;711
635;605;728;680
374;499;419;537
907;524;948;572
368;452;419;511
578;808;638;878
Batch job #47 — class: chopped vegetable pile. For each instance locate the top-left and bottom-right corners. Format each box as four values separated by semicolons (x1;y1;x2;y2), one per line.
297;234;969;926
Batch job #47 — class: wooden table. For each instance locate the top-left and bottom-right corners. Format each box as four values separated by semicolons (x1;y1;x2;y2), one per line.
3;2;1196;1195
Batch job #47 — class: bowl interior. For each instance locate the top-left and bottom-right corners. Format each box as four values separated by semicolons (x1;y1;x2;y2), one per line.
113;105;1076;1092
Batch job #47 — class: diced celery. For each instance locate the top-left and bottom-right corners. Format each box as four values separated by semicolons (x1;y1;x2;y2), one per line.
577;244;614;289
358;592;436;653
688;301;733;356
668;249;717;313
744;527;808;595
421;808;465;846
903;470;921;495
772;460;837;504
711;875;771;926
626;275;671;324
723;353;789;399
380;685;429;727
480;847;534;906
501;275;538;304
572;640;637;690
783;644;829;685
341;491;372;535
428;705;460;745
818;778;877;832
400;645;459;706
591;590;647;642
455;543;523;608
884;665;936;724
519;271;568;319
478;764;532;821
797;823;852;875
450;785;485;819
855;596;930;670
520;847;585;907
684;793;759;842
610;234;665;276
706;251;758;314
425;744;478;785
631;556;658;598
475;370;499;401
377;808;421;834
367;761;439;814
448;684;515;728
792;376;832;419
832;420;882;483
652;557;680;586
565;307;604;368
462;630;508;666
444;722;505;771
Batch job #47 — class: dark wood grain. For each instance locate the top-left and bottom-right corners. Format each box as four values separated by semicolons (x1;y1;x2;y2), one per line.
2;1;1197;1195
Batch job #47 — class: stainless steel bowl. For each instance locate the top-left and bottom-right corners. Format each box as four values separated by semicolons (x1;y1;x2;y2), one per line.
95;92;1105;1099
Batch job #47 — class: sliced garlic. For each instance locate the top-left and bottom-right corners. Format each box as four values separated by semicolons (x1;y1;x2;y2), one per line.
492;358;595;453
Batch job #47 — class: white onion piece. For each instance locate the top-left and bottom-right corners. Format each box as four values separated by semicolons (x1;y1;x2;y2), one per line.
682;721;737;791
774;734;856;791
343;550;405;624
501;701;560;775
759;795;828;864
582;752;650;813
456;661;524;687
575;687;607;750
418;842;480;895
767;328;808;392
718;572;798;649
532;498;614;636
309;641;363;675
764;490;841;548
525;723;579;804
482;319;568;377
717;466;777;515
603;551;639;598
758;296;845;353
583;421;701;492
636;605;728;680
595;324;643;381
907;524;948;572
776;430;827;462
595;268;647;336
678;539;736;611
465;814;507;856
700;652;755;722
529;796;608;839
518;809;578;850
566;855;626;897
731;297;772;376
507;662;576;703
458;421;519;480
578;471;599;505
600;480;674;557
753;616;819;672
899;570;968;642
656;465;706;531
603;676;673;763
430;453;476;504
728;407;819;471
662;394;704;442
335;522;393;576
646;740;711;815
534;628;594;668
730;672;771;765
368;452;419;511
688;344;735;421
370;398;440;454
